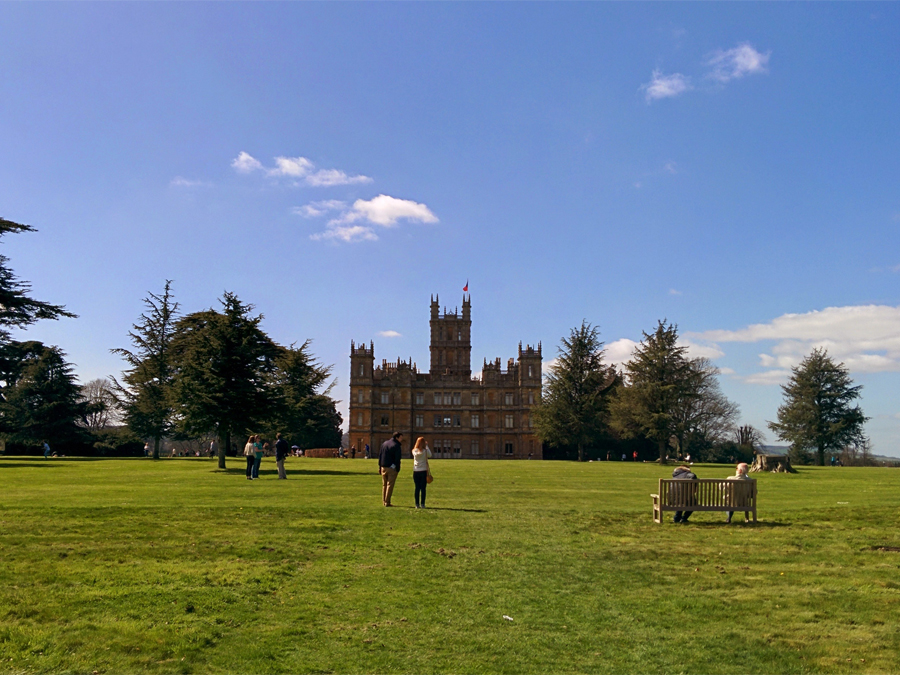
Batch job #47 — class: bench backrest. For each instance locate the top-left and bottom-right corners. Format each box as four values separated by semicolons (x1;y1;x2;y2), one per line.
659;478;756;508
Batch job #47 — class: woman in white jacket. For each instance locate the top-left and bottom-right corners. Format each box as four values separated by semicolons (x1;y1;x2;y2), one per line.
411;437;433;509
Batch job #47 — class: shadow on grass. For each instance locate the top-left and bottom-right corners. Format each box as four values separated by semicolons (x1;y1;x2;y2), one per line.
416;506;488;513
679;521;792;528
0;461;65;469
213;467;360;477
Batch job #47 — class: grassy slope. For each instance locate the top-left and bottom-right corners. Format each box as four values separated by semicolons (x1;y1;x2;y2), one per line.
1;457;898;674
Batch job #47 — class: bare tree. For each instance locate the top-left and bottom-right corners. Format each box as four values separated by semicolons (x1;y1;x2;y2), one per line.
671;358;740;458
79;377;121;430
734;424;765;451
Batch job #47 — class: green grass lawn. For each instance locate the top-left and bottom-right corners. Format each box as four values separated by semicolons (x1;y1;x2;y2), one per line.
1;457;898;674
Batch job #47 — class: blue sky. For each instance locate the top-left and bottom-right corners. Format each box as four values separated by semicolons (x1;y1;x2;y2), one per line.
2;3;899;455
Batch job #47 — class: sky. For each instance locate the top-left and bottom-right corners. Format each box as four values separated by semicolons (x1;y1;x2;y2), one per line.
1;3;898;455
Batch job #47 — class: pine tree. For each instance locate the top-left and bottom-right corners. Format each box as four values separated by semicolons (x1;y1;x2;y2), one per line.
532;321;618;462
169;293;280;469
609;320;694;463
111;281;179;460
768;348;868;466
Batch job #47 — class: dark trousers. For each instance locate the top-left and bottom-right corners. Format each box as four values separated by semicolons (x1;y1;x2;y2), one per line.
413;470;428;506
674;511;693;522
246;456;255;478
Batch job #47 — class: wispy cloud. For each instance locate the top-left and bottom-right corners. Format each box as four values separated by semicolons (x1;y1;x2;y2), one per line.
663;161;678;175
378;330;402;338
309;194;438;243
691;304;900;383
641;70;692;102
170;176;212;188
231;152;372;186
292;200;347;218
706;43;770;83
669;288;683;296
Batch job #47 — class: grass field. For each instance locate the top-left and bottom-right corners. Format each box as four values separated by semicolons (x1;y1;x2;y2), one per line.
1;456;899;674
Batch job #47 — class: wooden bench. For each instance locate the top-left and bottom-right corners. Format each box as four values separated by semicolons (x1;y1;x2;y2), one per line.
651;478;757;524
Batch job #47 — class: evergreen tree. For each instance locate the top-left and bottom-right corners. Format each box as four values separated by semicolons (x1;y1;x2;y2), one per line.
609;320;694;463
768;348;868;466
532;321;618;462
170;293;280;469
111;281;179;460
267;341;342;448
0;218;75;341
0;341;86;446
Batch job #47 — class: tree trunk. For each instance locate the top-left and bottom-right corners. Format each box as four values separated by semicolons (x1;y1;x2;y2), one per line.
817;442;825;467
153;436;160;460
658;438;667;464
218;428;229;469
577;442;584;463
750;454;796;473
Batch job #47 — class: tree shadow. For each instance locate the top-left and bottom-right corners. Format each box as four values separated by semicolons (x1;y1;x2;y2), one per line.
415;506;487;513
213;467;360;477
0;461;64;469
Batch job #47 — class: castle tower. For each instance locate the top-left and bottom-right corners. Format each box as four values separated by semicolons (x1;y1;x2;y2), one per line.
429;294;472;376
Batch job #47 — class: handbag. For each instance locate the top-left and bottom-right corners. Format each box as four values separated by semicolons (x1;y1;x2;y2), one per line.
426;473;434;484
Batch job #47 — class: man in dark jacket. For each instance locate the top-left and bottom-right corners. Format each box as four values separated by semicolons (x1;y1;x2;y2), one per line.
671;465;698;523
275;433;290;480
379;432;403;507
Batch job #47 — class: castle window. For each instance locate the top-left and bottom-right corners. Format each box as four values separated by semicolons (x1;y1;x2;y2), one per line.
528;365;533;377
471;414;480;428
453;415;461;427
443;393;452;405
453;441;461;456
471;393;480;405
452;392;461;405
458;329;462;341
415;414;424;428
357;390;364;404
528;391;535;405
434;392;442;405
505;393;514;406
529;415;534;428
433;415;442;427
380;415;389;427
357;413;363;426
440;326;444;340
359;364;364;376
443;440;452;455
471;440;479;455
440;351;445;365
443;416;452;427
505;414;515;428
416;392;424;405
380;392;389;404
505;442;514;455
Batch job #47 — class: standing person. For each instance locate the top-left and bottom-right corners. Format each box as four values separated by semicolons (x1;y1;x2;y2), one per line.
209;439;218;459
633;450;638;462
253;438;265;479
43;440;52;459
351;445;357;459
411;437;433;509
364;443;370;459
244;435;256;480
379;432;403;507
671;465;698;523
725;462;752;524
275;433;289;480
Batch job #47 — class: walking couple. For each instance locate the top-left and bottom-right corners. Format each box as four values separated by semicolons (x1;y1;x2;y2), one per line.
379;432;433;508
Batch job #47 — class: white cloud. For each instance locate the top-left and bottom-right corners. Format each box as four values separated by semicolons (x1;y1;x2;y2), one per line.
269;156;315;178
641;70;692;102
310;224;378;244
170;176;212;188
679;339;725;361
664;161;678;175
706;43;770;83
605;338;639;368
305;169;373;187
378;330;402;338
669;288;683;296
311;194;438;243
293;200;347;218
231;151;263;173
692;304;900;380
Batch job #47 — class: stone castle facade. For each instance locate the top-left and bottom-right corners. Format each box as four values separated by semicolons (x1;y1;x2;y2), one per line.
348;294;542;459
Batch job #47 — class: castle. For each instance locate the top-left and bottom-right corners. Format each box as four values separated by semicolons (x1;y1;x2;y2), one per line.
348;294;543;459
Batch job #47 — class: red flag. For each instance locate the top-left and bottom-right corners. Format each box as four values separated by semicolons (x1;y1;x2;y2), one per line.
463;280;468;292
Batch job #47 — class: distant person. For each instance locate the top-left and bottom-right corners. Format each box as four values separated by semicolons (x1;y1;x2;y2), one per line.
379;432;403;507
621;453;626;462
244;435;257;480
144;442;150;457
291;444;300;457
606;451;611;461
43;440;51;459
671;465;698;524
209;439;218;458
364;443;370;459
411;437;433;509
725;462;752;524
351;445;357;459
275;433;289;479
633;450;638;462
255;441;267;478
